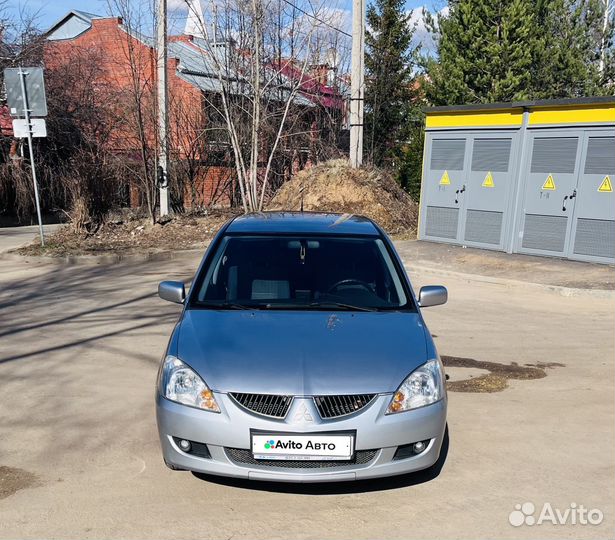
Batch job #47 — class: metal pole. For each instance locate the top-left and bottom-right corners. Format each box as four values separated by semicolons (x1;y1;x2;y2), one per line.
18;67;45;246
157;0;170;216
349;0;365;168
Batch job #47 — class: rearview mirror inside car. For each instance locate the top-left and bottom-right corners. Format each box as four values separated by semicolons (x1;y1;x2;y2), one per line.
158;281;186;304
418;285;447;308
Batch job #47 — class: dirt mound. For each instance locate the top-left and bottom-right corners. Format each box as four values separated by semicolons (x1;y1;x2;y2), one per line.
267;160;418;236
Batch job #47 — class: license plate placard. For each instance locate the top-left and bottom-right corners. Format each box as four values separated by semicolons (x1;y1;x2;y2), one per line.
252;434;354;461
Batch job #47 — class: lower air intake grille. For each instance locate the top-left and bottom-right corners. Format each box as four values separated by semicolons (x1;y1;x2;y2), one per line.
230;393;292;418
225;448;378;469
313;394;376;418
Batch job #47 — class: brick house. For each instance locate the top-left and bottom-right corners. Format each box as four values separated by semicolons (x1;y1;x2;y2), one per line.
44;10;347;209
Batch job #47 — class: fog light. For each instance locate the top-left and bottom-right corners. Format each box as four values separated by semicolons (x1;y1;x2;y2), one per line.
412;441;426;454
393;439;431;460
178;439;191;452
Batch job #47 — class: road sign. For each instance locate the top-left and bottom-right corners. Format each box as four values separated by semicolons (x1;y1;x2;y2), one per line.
4;67;48;117
4;67;47;246
12;118;47;138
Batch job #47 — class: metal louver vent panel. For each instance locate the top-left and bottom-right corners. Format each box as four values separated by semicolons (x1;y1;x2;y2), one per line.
471;138;512;172
522;214;567;252
230;393;292;418
530;137;578;174
430;139;466;170
313;394;376;418
225;448;378;468
584;138;615;175
464;210;503;245
425;206;459;239
573;219;615;259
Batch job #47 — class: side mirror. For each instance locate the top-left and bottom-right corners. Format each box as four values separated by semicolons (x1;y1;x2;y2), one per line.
158;281;186;304
418;285;447;308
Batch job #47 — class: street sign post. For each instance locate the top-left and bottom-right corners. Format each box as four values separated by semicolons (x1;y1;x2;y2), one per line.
4;67;47;246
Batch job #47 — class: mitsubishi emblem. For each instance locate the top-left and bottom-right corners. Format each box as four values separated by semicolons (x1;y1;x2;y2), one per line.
293;402;314;423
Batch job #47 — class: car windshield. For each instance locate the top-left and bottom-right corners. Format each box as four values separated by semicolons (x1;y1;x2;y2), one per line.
192;235;412;311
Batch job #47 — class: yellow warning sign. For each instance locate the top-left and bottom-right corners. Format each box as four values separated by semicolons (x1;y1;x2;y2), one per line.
542;174;556;191
482;171;495;188
598;175;612;193
439;170;451;186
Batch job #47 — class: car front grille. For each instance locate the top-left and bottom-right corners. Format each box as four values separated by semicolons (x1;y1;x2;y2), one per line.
230;393;293;418
225;448;378;469
313;394;377;418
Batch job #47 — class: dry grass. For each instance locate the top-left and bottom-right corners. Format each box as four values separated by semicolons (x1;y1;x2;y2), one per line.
16;161;418;256
15;210;238;257
0;466;39;500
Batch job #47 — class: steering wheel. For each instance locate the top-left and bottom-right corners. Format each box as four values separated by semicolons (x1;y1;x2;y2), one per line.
327;278;373;294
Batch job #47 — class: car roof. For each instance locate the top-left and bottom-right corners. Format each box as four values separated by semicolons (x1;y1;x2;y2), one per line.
226;212;380;236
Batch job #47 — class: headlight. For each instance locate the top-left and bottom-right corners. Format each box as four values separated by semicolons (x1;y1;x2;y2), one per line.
159;355;220;412
386;359;444;414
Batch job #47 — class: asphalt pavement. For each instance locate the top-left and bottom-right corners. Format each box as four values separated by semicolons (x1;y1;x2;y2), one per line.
0;224;63;254
0;246;612;539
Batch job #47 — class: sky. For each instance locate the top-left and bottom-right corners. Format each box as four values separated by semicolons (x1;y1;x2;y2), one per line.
7;0;446;39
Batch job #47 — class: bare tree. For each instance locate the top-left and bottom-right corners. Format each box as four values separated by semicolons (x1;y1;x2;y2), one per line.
0;3;56;223
184;0;348;212
106;0;159;223
169;88;235;208
43;43;126;231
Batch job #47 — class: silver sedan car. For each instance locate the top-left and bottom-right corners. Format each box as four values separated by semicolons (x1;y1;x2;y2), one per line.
156;212;448;482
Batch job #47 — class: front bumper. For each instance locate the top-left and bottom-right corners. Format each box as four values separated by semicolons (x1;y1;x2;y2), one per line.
156;392;447;482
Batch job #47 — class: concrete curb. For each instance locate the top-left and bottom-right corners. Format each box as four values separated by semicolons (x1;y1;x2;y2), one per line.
0;248;205;266
406;262;615;300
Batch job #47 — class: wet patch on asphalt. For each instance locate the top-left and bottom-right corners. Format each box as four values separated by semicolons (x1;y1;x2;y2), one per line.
441;356;564;393
0;466;39;500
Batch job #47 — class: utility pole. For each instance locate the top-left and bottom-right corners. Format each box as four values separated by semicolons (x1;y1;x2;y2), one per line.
157;0;170;216
349;0;365;168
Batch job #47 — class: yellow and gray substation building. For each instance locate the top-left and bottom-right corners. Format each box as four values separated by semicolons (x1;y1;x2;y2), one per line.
419;97;615;264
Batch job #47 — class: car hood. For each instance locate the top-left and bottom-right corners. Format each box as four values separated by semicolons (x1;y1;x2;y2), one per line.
177;309;428;395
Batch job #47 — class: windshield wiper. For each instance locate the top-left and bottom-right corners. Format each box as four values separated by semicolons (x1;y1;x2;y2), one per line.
198;301;255;310
258;302;376;312
308;301;378;312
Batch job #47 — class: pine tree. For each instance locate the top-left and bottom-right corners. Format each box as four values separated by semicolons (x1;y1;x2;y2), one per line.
425;0;537;105
532;0;605;98
425;0;613;105
364;0;419;167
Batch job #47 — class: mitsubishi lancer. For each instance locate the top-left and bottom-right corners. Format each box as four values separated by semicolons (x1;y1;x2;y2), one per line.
156;212;448;482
